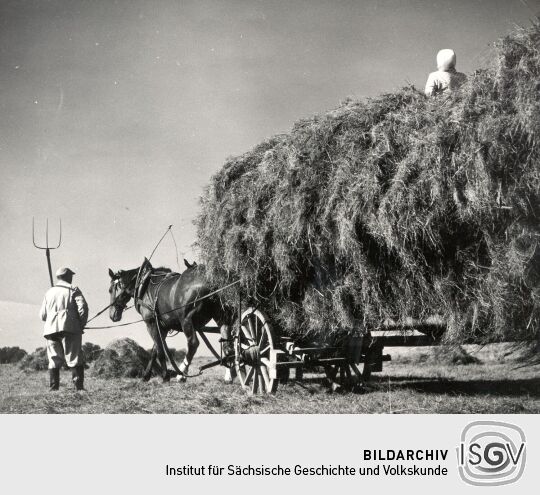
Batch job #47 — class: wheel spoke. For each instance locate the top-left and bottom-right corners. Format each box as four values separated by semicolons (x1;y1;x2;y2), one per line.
251;368;259;394
260;366;271;389
259;328;267;348
260;344;270;356
247;317;255;340
241;324;254;342
345;365;352;382
245;366;255;386
254;316;259;343
350;363;362;379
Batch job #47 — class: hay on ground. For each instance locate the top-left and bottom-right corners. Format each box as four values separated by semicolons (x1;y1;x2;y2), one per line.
18;347;48;371
395;345;481;365
431;346;482;365
82;342;102;363
92;338;150;379
196;22;540;345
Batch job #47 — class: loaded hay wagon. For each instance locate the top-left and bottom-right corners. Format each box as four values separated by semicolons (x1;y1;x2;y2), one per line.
193;23;539;395
200;300;446;395
193;24;540;395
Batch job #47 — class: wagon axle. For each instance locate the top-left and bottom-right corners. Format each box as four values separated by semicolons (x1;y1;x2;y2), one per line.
240;344;261;366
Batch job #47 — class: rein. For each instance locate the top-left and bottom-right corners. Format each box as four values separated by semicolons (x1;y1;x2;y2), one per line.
86;302;134;325
84;271;139;327
85;278;240;329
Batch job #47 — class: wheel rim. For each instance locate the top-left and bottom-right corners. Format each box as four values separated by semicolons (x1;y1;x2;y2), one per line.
235;308;277;395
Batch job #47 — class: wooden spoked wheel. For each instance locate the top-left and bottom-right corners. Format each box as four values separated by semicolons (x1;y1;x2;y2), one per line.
324;363;362;390
235;308;278;395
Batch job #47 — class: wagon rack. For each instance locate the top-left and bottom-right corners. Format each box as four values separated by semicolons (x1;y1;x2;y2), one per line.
197;297;446;395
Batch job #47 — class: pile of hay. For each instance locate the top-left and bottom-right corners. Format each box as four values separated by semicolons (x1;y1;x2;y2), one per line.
395;345;481;365
92;338;150;379
197;23;540;344
19;347;48;371
431;346;482;365
168;347;187;363
82;342;103;363
0;346;27;364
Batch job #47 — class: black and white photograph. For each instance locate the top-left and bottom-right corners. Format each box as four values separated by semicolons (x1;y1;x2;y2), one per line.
1;0;539;418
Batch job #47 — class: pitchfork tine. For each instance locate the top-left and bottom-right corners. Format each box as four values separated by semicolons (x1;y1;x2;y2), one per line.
55;219;62;248
32;217;62;250
32;217;37;248
32;217;62;287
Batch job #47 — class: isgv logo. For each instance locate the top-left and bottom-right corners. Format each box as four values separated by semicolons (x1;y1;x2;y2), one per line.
457;421;526;486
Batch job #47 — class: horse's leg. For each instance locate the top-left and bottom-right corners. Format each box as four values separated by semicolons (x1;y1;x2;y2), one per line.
160;330;182;379
142;345;157;382
176;310;199;382
220;323;236;384
148;321;170;382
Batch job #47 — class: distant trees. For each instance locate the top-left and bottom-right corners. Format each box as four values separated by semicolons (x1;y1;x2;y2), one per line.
16;342;103;371
0;346;27;364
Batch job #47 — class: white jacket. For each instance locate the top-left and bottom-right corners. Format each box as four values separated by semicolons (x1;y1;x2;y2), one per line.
425;49;466;96
425;68;467;96
40;282;88;337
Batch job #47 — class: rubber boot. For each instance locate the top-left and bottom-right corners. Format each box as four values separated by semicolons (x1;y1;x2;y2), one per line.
49;368;60;391
72;366;85;391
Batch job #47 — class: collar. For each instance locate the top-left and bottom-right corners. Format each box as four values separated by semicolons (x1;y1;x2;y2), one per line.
55;281;73;289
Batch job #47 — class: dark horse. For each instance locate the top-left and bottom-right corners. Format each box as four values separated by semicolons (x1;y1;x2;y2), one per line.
108;258;235;382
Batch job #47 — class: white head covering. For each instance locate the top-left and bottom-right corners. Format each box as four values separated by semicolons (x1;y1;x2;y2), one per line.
436;49;456;71
55;266;75;278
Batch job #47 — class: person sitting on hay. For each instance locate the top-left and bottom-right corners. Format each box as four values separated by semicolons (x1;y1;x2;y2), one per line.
425;48;466;96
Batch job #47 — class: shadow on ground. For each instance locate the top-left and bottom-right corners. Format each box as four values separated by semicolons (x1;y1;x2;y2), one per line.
364;375;540;397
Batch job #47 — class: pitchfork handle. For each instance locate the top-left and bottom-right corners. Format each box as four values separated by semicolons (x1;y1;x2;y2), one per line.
45;248;54;287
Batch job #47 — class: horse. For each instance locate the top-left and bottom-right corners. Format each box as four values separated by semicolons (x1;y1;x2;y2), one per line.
108;258;235;382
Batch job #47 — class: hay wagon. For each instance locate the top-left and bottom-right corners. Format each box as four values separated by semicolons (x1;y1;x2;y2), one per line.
199;306;446;395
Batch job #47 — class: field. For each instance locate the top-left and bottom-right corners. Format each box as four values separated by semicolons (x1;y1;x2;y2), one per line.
1;344;539;414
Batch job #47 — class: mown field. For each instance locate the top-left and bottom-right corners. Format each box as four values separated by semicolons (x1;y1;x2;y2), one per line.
1;345;539;414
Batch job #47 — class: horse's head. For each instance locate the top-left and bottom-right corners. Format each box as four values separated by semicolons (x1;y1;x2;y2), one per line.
108;268;137;322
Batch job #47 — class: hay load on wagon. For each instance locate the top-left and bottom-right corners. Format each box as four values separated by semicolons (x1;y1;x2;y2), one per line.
196;23;540;345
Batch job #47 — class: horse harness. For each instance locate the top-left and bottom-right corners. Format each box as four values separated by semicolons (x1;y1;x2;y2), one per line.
134;270;181;333
132;269;186;376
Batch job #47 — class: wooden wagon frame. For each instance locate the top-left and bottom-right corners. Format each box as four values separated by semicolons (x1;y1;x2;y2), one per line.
198;298;446;395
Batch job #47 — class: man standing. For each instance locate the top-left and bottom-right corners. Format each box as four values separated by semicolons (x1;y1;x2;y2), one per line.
40;267;89;391
425;48;467;97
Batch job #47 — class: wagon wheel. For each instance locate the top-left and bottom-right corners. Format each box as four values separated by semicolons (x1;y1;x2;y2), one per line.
362;339;383;382
235;308;279;395
362;358;372;381
324;363;358;391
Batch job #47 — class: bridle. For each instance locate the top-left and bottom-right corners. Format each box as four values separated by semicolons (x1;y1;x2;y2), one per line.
110;272;138;316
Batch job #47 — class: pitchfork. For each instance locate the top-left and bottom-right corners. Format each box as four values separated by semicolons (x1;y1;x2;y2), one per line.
32;217;62;287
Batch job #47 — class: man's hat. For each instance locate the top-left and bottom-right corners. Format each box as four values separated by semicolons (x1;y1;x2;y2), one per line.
55;267;76;278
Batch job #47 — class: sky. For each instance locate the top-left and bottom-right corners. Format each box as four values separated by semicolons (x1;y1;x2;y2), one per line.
0;0;538;350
